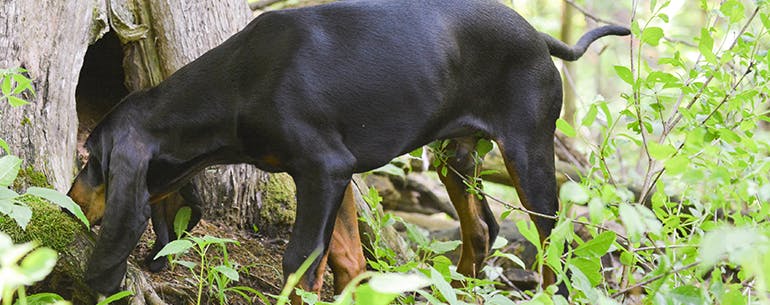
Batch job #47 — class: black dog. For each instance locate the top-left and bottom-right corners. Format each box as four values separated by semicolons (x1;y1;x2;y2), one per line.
69;0;629;299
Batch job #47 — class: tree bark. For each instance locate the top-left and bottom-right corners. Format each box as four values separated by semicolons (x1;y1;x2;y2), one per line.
107;0;285;230
560;1;577;125
0;0;108;191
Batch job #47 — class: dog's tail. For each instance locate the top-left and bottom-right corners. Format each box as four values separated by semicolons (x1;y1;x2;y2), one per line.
541;25;630;61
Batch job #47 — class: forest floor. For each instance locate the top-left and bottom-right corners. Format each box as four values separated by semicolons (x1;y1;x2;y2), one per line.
133;219;336;304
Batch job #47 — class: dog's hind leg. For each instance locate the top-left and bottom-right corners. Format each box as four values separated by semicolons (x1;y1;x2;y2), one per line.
437;136;500;279
327;183;367;294
494;108;562;290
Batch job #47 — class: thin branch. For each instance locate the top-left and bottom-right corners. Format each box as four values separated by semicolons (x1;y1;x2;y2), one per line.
611;261;700;298
563;0;626;26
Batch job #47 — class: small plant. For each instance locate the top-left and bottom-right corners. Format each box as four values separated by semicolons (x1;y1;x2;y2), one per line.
0;231;62;305
0;68;117;304
155;208;258;305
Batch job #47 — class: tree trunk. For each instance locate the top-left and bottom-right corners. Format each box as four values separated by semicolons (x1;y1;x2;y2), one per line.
103;0;288;231
0;0;107;191
560;1;576;125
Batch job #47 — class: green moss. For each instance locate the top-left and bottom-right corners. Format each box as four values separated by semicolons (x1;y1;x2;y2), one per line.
0;195;83;252
12;166;53;190
259;173;297;230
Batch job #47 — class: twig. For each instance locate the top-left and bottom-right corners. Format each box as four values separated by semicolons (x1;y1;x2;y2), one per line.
634;244;695;252
563;0;626;26
611;261;699;298
664;7;760;133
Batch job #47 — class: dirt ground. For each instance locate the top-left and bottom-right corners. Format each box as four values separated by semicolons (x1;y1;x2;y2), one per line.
133;220;336;305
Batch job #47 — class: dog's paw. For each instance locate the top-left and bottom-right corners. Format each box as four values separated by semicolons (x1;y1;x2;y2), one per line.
144;254;168;273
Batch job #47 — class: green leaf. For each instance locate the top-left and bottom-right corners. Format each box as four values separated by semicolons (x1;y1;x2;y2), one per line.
720;285;748;305
9;204;32;230
568;265;596;299
699;226;765;268
214;265;240;281
368;272;430;294
670;285;706;305
95;291;134;305
486;294;516;305
373;163;405;178
599;102;614;127
571;257;602;286
581;104;598;127
614;66;634;86
719;128;741;144
409;146;424;158
664;155;690;175
559;181;589;204
416;290;446;305
0;187;19;203
427;240;462;254
173;206;192;239
7;96;29;107
699;28;717;64
573;231;616;258
11;73;33;95
0;155;22;187
491;236;507;250
173;259;197;269
199;235;238;247
24;293;65;304
355;284;399;305
0;138;10;155
555;118;576;137
25;187;89;228
619;203;647;243
720;0;745;23
516;220;541;252
430;267;459;305
19;247;58;282
641;27;664;46
491;250;526;269
647;142;676;160
1;75;10;96
475;138;494;158
154;239;194;259
588;197;605;224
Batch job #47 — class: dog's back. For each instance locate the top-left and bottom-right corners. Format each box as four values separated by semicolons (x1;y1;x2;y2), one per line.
220;0;555;170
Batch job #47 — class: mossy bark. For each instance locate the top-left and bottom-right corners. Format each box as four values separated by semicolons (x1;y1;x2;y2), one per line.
0;196;98;304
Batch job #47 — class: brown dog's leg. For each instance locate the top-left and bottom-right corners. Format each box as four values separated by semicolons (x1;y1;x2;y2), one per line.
328;183;367;293
438;137;499;279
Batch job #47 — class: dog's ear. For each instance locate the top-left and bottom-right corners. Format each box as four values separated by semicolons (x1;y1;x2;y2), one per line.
85;141;151;294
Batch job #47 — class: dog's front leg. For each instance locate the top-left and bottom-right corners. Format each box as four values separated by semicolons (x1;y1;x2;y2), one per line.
283;163;352;303
85;144;152;295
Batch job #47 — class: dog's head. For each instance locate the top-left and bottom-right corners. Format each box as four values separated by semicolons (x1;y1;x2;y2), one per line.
68;155;106;225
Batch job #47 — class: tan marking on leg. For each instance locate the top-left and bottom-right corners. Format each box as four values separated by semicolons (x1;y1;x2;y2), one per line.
328;183;366;294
